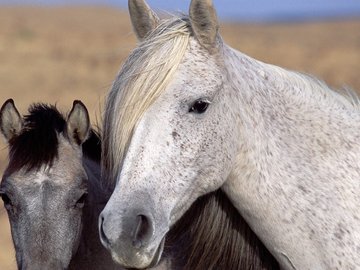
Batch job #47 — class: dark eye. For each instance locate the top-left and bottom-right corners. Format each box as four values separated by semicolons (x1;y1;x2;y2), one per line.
0;192;12;209
189;99;210;114
75;192;88;209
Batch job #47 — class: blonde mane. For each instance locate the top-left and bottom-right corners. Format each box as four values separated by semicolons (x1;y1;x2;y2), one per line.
102;17;191;184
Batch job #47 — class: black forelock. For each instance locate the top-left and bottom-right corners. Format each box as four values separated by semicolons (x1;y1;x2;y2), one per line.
6;103;66;175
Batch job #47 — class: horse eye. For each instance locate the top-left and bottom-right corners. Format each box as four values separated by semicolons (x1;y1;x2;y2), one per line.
189;99;210;114
0;192;12;209
75;192;88;209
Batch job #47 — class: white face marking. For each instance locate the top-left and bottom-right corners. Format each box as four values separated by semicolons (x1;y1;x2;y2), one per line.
32;168;52;185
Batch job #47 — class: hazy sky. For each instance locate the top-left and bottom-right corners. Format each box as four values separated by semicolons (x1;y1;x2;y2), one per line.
1;0;360;21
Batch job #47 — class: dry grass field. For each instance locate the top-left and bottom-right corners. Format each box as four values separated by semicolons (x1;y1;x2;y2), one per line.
0;5;359;269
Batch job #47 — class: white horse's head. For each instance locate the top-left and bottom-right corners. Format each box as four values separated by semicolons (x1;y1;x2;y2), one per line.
100;0;241;268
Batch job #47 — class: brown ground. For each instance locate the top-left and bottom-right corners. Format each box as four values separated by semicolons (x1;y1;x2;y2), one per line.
0;6;359;269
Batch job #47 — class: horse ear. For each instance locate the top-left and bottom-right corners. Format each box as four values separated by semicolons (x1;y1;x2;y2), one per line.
189;0;219;52
0;99;23;142
66;100;90;145
128;0;160;41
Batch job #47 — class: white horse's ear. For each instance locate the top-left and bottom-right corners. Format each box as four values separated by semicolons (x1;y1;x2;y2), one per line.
0;99;23;142
128;0;160;41
66;100;90;145
189;0;219;52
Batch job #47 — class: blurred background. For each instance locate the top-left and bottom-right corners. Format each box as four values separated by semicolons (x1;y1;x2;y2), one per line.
0;0;359;268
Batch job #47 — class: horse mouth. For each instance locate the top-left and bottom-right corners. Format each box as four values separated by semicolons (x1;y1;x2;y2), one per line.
112;235;166;269
146;236;166;268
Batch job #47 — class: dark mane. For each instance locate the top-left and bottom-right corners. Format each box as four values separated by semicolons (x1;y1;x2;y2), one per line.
6;104;66;175
165;189;280;270
82;129;101;163
5;103;100;175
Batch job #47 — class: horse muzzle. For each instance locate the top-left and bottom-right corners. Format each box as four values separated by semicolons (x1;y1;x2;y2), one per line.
99;205;167;269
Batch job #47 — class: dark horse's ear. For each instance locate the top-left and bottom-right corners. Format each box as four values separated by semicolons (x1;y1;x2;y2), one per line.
128;0;160;41
66;100;90;145
189;0;219;53
0;99;23;142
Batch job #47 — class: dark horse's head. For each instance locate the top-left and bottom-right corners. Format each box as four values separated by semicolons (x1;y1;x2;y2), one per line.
0;99;98;270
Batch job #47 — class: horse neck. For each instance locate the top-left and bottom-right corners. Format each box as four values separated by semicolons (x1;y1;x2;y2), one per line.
69;157;120;270
221;43;360;195
220;45;360;268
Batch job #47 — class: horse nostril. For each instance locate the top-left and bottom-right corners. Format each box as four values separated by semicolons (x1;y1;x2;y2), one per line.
132;214;153;249
99;216;111;247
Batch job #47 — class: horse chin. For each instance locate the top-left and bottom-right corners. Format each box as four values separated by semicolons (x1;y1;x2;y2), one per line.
111;236;166;269
147;236;166;268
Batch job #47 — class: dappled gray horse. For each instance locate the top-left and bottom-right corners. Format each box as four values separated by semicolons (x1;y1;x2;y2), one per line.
100;0;360;269
0;100;120;270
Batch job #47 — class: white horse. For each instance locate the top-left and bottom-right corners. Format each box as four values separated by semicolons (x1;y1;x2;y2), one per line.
100;0;360;269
